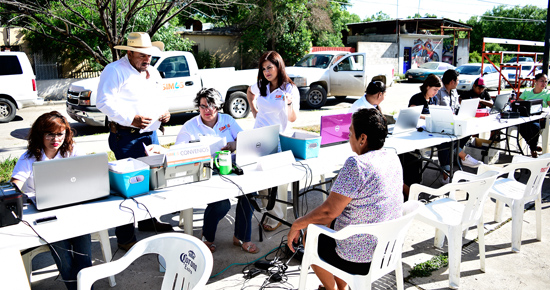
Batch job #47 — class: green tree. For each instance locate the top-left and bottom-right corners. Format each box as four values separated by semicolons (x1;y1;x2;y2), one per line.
467;5;546;56
365;11;391;22
0;0;237;67
309;0;360;47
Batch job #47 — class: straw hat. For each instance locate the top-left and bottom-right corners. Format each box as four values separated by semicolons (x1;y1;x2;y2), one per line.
114;32;164;55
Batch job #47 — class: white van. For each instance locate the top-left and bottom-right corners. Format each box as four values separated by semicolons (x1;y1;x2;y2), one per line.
0;51;43;123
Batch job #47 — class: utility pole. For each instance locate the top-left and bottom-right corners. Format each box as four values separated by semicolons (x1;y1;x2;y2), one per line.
544;0;550;75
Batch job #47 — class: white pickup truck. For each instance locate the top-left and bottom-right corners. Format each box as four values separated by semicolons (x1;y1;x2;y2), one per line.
286;51;394;109
66;51;257;126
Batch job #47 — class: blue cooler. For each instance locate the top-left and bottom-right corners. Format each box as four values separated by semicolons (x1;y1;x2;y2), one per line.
280;132;321;160
108;158;150;198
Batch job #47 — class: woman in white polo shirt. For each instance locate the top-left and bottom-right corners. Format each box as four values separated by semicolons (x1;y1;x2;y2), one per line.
175;88;259;254
11;111;92;290
246;51;300;232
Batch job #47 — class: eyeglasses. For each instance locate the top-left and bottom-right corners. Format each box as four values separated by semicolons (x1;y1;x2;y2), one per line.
199;104;217;111
45;132;66;140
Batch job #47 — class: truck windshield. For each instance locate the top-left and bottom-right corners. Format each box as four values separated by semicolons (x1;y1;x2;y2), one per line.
295;54;334;69
151;56;161;67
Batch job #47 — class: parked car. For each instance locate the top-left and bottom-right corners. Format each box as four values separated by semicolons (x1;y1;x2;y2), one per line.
287;51;394;108
456;63;505;91
66;51;256;126
501;62;539;87
405;62;455;82
506;56;535;63
0;51;43;123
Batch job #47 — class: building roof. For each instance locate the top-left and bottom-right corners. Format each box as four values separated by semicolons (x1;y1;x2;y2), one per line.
347;18;472;36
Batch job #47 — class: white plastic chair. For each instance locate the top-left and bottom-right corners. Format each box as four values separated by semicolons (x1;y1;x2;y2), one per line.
409;170;499;289
477;153;550;252
77;233;213;290
297;200;423;290
21;229;115;287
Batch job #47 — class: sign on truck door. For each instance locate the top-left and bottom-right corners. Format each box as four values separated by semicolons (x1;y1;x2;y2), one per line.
328;53;367;96
157;55;201;111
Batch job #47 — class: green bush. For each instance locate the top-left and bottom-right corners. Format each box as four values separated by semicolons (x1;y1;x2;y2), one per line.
1;157;18;183
194;50;221;69
409;253;449;278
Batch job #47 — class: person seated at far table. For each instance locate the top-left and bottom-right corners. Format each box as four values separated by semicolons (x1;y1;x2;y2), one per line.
518;73;550;157
401;74;442;199
459;77;493;108
11;111;92;290
435;69;483;184
147;88;259;254
348;80;386;114
287;108;403;290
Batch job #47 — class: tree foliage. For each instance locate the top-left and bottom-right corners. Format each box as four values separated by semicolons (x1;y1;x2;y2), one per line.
467;5;547;58
364;11;391;22
0;0;237;67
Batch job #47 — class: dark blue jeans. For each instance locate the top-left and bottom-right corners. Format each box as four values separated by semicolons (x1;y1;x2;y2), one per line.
438;137;470;169
202;195;254;243
49;234;92;290
109;130;159;244
519;121;541;152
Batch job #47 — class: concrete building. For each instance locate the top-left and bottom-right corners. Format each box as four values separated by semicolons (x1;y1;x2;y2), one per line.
346;18;472;75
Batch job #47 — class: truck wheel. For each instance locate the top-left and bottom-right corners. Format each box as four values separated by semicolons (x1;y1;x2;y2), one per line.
500;78;506;90
0;98;16;123
224;91;250;119
335;96;347;100
305;85;327;109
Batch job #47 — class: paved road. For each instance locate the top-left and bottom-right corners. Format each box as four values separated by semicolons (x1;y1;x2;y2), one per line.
1;82;501;161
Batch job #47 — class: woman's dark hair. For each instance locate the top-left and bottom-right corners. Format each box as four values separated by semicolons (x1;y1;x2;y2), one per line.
26;111;75;161
534;72;547;81
420;74;442;95
352;108;387;150
194;88;224;110
366;80;386;95
256;51;294;96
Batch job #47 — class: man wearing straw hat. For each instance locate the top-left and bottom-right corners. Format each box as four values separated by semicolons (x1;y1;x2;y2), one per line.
97;32;173;251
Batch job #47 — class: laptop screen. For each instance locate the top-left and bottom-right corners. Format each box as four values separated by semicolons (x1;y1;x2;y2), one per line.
320;113;352;146
235;125;280;166
491;94;510;114
32;153;110;210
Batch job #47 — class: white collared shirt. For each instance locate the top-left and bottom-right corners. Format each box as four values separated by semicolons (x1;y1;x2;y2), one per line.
249;82;300;134
175;113;242;145
11;146;82;195
96;56;167;129
348;95;376;113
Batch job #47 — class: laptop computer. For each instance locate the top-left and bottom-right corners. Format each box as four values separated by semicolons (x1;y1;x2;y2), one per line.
490;93;511;114
32;152;110;210
235;125;280;166
388;106;423;135
320;113;352;146
429;105;455;134
457;98;480;119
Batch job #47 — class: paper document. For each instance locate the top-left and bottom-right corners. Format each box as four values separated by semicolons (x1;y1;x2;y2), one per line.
198;136;227;155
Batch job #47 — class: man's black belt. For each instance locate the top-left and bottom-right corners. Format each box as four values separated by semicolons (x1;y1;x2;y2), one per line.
109;122;140;134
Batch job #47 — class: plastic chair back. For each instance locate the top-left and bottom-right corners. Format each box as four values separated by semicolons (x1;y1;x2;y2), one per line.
298;200;423;290
77;233;213;290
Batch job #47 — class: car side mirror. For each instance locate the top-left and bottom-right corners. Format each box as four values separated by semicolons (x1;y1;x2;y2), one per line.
333;66;339;72
483;72;489;75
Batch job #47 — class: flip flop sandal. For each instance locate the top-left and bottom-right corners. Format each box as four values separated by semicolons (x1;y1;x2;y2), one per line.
233;239;260;254
202;236;216;253
262;221;282;232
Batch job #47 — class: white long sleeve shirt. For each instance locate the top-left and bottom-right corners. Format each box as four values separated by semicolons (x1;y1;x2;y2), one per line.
96;56;166;130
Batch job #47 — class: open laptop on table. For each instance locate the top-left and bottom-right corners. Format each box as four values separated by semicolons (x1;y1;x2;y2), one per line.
235;124;280;167
456;98;480;119
320;113;352;147
388;106;423;135
491;93;511;114
32;152;110;210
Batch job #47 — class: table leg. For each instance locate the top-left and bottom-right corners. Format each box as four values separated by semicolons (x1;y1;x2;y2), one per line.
542;115;549;154
178;208;194;235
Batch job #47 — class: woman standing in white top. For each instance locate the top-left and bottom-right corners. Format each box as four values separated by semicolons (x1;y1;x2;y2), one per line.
247;51;300;231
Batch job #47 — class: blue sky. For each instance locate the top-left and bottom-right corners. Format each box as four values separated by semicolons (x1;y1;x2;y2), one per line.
347;0;548;23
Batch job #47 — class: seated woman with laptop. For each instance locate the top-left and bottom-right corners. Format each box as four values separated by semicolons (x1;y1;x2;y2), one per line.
287;108;403;290
148;88;259;254
11;111;92;290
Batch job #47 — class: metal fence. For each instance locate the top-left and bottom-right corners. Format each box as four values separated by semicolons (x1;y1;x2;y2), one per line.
33;52;60;80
